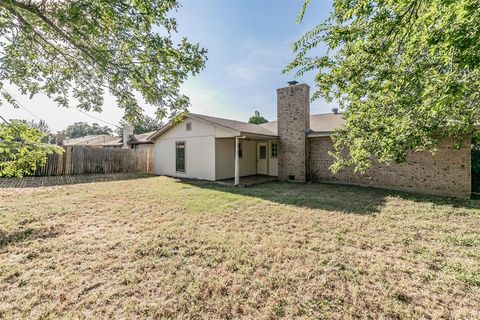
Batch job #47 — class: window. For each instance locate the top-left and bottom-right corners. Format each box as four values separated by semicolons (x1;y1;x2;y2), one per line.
259;145;267;159
186;122;192;131
271;142;278;158
237;141;243;158
176;141;185;172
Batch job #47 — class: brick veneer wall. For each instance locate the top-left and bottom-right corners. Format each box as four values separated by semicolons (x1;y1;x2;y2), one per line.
277;83;310;182
308;137;471;198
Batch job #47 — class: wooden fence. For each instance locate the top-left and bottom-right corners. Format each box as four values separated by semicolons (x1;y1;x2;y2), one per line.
33;146;154;176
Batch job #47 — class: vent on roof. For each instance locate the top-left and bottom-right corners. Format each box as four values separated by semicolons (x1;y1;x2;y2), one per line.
332;107;339;114
287;80;299;86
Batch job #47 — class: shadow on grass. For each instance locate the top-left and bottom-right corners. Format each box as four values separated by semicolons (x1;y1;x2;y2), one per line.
0;173;156;188
177;179;480;215
0;227;59;248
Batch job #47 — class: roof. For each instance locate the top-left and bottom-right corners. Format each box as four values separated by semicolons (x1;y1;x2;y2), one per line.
129;131;156;144
101;138;122;146
189;113;277;136
100;131;156;147
259;113;345;135
63;134;118;146
148;112;345;141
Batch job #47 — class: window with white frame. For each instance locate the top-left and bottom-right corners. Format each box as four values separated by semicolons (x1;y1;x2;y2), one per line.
271;142;278;158
237;141;243;158
176;141;185;172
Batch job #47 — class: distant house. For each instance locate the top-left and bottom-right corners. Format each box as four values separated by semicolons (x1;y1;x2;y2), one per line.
102;127;155;151
63;134;118;147
148;82;471;198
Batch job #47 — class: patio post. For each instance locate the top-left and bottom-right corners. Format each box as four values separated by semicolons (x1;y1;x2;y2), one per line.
234;137;240;186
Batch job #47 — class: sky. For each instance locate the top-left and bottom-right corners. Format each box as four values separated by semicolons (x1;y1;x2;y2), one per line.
0;0;335;132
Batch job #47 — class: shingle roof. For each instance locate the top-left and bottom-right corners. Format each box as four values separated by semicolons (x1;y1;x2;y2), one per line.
148;112;345;141
63;134;118;146
188;113;277;136
259;113;345;135
130;131;156;144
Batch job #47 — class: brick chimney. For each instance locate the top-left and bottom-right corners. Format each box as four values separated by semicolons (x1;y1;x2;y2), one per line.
277;82;310;182
122;124;134;149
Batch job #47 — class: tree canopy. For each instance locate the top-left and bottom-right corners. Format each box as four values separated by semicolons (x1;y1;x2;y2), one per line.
63;122;112;139
286;0;480;173
248;111;269;125
0;120;63;177
115;114;162;136
0;0;207;122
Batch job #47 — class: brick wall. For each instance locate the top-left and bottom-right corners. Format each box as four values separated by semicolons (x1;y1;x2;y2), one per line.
309;137;471;198
277;83;310;182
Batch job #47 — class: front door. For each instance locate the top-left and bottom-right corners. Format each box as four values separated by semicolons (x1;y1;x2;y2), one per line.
257;142;268;175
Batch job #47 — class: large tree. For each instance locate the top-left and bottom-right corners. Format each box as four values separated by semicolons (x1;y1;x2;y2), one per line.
63;122;112;139
0;0;205;176
286;0;480;173
0;0;207;122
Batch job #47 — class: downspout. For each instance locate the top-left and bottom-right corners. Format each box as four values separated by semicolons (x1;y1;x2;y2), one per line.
234;136;246;186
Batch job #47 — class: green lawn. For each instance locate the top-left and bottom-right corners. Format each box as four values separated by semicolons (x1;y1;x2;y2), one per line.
1;175;479;319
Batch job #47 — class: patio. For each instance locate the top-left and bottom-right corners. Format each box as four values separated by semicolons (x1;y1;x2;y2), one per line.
217;174;278;187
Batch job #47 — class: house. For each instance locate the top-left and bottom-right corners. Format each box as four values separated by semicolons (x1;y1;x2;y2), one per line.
102;126;155;151
63;134;118;147
148;82;471;198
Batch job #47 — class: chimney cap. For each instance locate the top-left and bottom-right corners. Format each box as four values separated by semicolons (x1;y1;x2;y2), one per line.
332;107;339;114
287;80;299;86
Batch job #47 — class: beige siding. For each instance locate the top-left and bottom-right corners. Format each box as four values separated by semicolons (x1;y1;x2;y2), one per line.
215;139;256;180
309;137;471;198
154;118;216;180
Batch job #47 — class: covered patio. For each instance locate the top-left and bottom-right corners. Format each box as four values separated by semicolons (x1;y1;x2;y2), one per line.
214;133;279;186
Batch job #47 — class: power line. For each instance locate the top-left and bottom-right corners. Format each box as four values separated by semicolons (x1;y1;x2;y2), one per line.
73;107;120;128
1;88;121;130
1;88;60;132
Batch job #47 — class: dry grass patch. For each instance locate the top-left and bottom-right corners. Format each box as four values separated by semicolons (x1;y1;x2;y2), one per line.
1;175;479;319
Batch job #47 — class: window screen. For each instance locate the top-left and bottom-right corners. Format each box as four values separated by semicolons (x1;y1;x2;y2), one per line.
176;141;185;172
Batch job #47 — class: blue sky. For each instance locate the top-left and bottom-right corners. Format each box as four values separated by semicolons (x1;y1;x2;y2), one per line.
1;0;335;132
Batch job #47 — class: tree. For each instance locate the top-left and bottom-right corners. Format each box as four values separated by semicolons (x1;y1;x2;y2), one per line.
0;120;63;177
63;122;112;139
115;115;162;136
286;0;480;173
248;111;269;125
17;119;53;143
0;0;207;123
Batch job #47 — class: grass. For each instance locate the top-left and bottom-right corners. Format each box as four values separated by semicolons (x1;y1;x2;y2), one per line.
1;175;479;319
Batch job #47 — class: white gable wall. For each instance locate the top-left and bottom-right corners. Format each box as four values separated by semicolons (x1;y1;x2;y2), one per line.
153;117;239;180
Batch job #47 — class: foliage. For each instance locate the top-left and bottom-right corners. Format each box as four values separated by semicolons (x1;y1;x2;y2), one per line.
286;0;480;173
0;0;207;123
0;120;63;177
17;119;54;143
63;122;112;139
115;114;162;136
248;110;269;125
